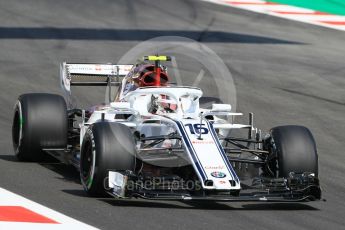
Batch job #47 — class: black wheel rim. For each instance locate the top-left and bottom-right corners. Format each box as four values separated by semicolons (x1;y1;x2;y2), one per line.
81;139;93;186
12;109;20;151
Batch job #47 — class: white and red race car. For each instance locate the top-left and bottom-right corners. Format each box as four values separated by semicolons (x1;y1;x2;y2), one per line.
12;55;321;201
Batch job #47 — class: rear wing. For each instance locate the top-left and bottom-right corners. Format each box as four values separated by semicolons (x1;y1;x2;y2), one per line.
60;62;133;93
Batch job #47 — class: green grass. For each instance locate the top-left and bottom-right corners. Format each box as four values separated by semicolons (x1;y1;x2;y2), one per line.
268;0;345;15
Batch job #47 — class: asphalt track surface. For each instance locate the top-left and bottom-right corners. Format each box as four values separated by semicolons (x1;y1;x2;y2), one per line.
1;0;345;229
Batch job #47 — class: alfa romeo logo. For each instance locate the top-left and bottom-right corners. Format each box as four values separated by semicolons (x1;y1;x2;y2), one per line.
211;172;226;178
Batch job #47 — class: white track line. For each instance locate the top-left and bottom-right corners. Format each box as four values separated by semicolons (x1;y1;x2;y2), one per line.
202;0;345;31
0;188;98;230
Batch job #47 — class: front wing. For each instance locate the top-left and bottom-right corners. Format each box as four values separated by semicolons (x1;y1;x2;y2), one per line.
107;171;321;202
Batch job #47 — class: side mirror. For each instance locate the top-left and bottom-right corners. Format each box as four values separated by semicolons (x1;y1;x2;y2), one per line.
211;104;231;112
110;102;131;109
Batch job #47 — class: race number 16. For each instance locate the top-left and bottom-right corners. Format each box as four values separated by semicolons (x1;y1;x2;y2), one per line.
185;123;208;134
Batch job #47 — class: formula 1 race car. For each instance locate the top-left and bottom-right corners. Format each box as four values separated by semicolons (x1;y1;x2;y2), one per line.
12;55;321;202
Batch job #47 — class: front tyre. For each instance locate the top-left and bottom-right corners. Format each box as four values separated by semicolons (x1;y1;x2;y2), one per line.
269;125;318;177
80;122;136;197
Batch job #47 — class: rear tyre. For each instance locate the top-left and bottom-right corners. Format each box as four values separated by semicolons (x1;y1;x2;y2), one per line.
80;122;136;197
12;93;67;161
269;125;318;177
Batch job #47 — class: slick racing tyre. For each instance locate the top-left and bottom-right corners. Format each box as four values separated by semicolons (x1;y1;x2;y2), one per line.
269;125;318;177
12;93;67;161
80;122;136;197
